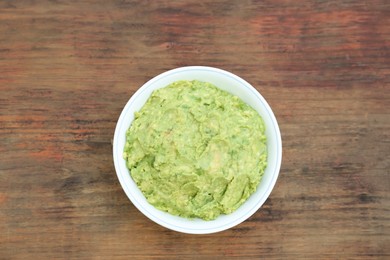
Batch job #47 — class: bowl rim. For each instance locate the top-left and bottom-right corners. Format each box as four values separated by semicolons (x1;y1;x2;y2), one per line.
113;66;282;234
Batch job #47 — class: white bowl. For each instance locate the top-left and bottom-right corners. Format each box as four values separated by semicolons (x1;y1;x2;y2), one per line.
113;66;282;234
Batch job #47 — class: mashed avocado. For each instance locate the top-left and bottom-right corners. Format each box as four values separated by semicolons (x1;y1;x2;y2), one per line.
123;80;267;220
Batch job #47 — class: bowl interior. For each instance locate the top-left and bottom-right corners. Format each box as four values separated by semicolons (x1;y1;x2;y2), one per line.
113;66;282;234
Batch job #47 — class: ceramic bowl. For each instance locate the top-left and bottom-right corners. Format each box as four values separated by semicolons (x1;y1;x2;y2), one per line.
113;66;282;234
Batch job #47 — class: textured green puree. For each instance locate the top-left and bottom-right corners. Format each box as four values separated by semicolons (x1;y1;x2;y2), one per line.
124;80;267;220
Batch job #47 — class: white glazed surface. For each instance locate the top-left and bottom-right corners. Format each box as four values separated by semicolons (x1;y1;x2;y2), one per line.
113;66;282;234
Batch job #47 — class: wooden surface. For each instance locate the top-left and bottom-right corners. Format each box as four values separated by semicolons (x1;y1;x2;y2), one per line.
1;0;389;259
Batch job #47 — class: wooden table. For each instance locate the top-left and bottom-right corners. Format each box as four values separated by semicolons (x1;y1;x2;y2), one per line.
1;0;389;258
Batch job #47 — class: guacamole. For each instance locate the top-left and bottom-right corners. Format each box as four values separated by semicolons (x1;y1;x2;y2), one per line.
123;80;267;220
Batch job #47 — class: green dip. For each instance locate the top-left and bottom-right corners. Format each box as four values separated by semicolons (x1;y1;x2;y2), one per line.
124;80;267;220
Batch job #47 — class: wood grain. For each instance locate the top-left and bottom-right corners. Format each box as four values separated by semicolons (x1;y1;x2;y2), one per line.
0;0;389;259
